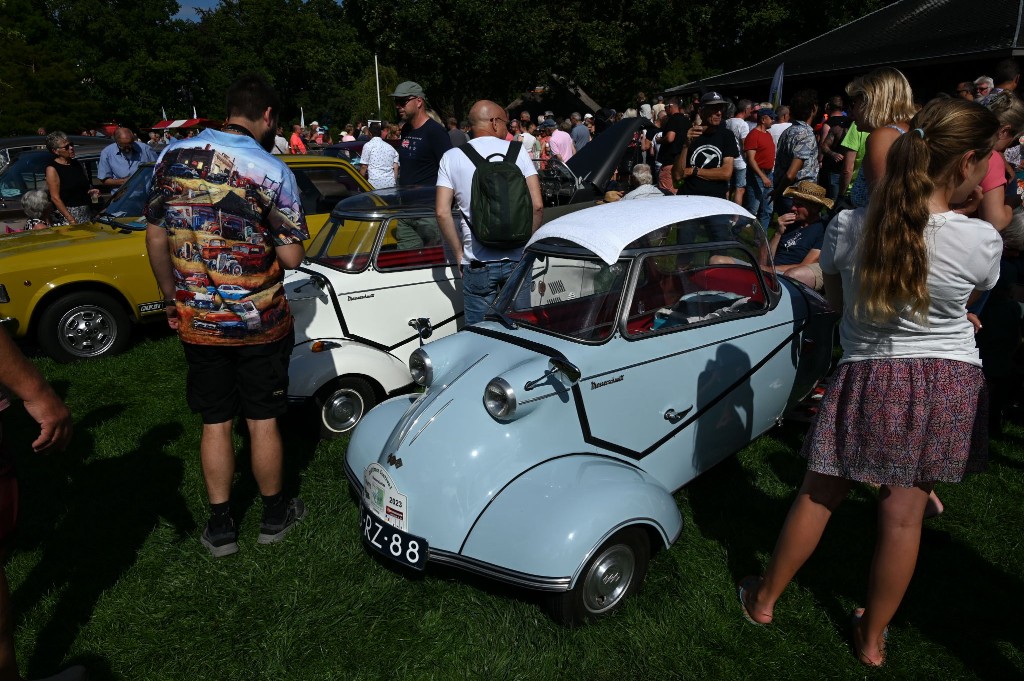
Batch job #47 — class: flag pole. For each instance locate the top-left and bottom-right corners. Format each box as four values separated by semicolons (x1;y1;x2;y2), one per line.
375;53;381;119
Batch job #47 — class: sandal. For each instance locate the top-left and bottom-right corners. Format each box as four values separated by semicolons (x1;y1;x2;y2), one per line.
850;607;888;667
738;575;771;625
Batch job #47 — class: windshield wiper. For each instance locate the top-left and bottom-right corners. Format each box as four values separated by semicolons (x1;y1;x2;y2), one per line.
96;214;139;231
484;308;518;330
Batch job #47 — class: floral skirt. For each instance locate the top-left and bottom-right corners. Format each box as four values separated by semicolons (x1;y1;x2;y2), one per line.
802;358;988;486
52;204;92;226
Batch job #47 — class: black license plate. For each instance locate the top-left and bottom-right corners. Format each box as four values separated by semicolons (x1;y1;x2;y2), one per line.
360;504;428;571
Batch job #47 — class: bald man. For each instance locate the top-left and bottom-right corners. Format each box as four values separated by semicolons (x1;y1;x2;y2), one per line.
98;127;157;191
435;100;544;324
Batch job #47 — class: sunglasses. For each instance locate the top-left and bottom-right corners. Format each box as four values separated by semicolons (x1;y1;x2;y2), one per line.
395;96;418;106
57;143;74;150
490;117;508;127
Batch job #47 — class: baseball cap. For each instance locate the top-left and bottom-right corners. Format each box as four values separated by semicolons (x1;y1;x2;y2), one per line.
583;113;593;119
540;119;557;128
756;108;777;120
544;110;554;117
700;91;728;106
310;120;319;126
391;81;426;98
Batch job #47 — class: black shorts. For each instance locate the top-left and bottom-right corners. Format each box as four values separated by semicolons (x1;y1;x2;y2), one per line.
182;327;295;424
0;427;18;551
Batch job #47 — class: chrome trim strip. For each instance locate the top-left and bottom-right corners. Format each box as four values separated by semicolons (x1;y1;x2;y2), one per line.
408;399;454;446
393;352;489;449
428;549;572;592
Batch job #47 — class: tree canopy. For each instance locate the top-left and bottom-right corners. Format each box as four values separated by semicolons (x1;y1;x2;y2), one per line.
0;0;896;135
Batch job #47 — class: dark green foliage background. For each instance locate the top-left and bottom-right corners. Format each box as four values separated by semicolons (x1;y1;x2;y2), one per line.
0;0;895;135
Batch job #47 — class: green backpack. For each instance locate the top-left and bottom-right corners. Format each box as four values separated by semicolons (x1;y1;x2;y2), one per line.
458;141;533;249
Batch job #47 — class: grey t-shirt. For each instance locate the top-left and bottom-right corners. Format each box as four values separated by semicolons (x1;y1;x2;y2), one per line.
822;208;1001;367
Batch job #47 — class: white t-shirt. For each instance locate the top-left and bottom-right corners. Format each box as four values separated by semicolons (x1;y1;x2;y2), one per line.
769;122;792;147
821;208;1002;367
725;118;749;170
436;136;538;263
361;136;398;189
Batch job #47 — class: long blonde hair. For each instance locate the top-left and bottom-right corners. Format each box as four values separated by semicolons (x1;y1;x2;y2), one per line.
846;67;916;130
856;99;999;324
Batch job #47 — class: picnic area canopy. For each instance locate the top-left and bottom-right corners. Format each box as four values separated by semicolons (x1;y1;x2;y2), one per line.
151;118;221;130
666;0;1024;93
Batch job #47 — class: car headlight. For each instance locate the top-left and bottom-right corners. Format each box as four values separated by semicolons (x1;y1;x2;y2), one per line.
409;348;433;386
483;378;516;419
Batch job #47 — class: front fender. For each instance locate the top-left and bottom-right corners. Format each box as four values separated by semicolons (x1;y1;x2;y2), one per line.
288;339;413;399
346;394;420;487
459;454;682;587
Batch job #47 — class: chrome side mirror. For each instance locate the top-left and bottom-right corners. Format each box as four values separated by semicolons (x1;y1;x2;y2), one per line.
408;318;432;345
549;358;581;385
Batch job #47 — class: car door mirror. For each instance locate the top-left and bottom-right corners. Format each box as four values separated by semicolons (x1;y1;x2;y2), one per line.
549;358;581;385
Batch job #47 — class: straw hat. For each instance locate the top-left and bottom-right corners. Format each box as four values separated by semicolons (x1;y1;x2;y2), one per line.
782;180;834;210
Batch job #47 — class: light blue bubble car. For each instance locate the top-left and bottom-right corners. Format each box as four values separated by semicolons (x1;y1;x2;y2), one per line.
345;196;835;625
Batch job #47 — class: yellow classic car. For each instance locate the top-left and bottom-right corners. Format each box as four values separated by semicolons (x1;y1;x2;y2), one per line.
0;155;371;361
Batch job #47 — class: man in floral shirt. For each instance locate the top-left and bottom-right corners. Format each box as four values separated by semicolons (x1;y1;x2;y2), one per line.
145;74;308;559
772;89;820;213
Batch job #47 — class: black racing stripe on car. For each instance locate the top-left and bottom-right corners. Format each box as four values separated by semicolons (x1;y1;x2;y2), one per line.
295;265;350;337
578;323;806;460
457;451;643;555
464;326;570;360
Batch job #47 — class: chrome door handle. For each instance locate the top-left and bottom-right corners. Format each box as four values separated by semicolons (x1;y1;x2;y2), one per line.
664;405;693;422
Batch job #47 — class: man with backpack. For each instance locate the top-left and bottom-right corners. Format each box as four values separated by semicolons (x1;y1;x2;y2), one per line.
436;100;544;325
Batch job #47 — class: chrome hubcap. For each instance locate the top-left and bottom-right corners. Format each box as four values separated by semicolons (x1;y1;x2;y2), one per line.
57;305;117;357
322;388;365;433
581;543;635;614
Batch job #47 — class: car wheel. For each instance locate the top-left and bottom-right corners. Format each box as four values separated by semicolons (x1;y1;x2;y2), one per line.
37;291;132;363
230;263;242;275
547;527;649;627
317;377;376;439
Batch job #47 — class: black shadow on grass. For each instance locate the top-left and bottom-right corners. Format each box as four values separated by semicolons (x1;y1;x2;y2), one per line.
227;404;323;524
906;531;1024;678
685;421;886;623
9;407;194;679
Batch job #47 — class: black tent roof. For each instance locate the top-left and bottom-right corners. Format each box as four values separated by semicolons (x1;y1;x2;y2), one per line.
667;0;1024;92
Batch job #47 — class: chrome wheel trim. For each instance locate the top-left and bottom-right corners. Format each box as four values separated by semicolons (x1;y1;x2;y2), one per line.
321;388;365;434
580;543;635;615
57;304;118;358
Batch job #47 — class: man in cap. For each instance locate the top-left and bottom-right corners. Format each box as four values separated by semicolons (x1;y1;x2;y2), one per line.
743;108;777;225
673;91;739;202
392;81;452;186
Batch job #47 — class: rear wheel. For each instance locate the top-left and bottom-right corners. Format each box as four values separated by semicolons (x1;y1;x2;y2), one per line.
37;291;132;362
547;527;650;627
317;377;376;439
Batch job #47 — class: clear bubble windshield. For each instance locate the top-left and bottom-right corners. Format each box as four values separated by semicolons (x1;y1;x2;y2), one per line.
495;253;629;342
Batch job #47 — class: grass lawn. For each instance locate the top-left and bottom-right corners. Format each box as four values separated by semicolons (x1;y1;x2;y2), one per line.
2;331;1022;680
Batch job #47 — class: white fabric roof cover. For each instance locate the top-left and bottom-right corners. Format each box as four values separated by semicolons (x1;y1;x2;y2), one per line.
527;195;755;265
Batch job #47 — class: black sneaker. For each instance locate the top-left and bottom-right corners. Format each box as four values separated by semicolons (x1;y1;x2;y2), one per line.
258;497;306;544
201;519;239;558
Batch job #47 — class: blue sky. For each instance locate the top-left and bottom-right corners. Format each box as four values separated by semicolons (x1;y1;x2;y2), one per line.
174;0;220;21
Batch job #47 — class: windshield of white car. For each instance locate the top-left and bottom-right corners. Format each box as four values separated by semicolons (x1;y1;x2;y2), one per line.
305;215;382;272
498;253;629;342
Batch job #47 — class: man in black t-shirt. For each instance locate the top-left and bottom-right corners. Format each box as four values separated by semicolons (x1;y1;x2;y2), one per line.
393;81;452;186
655;97;690;194
673;91;739;201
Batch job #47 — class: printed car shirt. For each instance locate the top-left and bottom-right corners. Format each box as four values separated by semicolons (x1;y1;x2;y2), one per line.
144;128;308;347
774;120;820;183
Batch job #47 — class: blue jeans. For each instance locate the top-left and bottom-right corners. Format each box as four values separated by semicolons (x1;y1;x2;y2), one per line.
744;170;773;226
462;260;519;325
